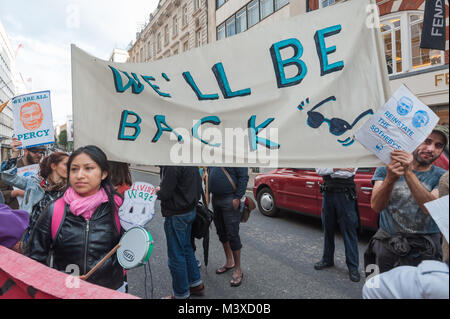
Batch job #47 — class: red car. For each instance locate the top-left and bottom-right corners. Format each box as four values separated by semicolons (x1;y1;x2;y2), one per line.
253;153;449;231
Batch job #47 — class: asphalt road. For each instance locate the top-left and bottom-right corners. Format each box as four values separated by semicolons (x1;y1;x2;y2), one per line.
127;169;374;299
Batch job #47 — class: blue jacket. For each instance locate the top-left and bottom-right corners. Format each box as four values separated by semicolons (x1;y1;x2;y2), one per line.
208;167;249;199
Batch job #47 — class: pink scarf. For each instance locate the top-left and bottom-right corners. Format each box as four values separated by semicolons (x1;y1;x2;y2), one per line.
63;186;109;221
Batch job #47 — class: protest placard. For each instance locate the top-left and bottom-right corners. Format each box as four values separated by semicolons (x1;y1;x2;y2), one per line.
424;195;449;243
12;90;55;149
118;182;156;231
355;84;439;164
14;164;40;207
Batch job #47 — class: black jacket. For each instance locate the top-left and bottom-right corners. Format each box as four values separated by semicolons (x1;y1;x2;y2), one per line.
156;166;201;217
26;200;124;290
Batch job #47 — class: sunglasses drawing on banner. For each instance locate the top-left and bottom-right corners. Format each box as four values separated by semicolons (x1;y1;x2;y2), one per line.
299;96;374;147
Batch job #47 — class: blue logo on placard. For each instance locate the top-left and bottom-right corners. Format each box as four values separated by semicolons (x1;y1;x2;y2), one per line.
375;144;384;152
23;172;35;177
412;110;429;128
396;96;413;116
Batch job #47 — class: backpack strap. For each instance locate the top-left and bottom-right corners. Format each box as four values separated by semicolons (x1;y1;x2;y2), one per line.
113;195;123;235
221;167;237;192
51;198;66;241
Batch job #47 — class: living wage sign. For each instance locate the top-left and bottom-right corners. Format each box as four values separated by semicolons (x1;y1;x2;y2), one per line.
71;0;391;168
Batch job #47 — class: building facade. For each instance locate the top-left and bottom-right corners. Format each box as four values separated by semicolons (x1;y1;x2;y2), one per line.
208;0;301;43
128;0;209;62
109;48;130;63
0;19;16;162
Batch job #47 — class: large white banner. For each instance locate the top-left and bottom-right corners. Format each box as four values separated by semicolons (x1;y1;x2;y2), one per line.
71;0;391;168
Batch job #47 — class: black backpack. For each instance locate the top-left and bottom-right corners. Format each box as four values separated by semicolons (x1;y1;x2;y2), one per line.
192;179;213;240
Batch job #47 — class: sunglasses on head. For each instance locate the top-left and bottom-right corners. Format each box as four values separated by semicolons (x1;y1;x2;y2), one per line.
307;96;374;136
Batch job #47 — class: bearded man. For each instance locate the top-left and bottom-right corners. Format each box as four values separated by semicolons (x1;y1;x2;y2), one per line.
364;125;448;276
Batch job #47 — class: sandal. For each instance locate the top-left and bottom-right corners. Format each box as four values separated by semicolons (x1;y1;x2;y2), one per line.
230;272;244;287
216;265;235;274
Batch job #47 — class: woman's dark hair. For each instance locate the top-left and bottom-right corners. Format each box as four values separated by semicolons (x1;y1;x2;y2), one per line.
108;161;132;187
39;152;69;180
67;145;121;211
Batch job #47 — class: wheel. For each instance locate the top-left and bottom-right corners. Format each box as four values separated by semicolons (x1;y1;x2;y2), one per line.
257;187;279;217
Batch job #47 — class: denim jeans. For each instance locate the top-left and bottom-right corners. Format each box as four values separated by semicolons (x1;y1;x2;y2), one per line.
321;192;359;272
164;208;202;299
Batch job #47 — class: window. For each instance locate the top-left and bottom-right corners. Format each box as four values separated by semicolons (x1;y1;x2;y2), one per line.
380;12;444;75
173;15;178;37
260;0;274;19
320;0;335;8
183;40;189;52
147;41;152;60
182;5;188;27
157;33;162;52
226;16;236;37
248;0;260;28
217;23;226;40
196;30;202;47
217;0;288;41
217;0;226;9
409;14;442;70
275;0;289;10
236;8;247;34
194;0;201;11
164;25;169;45
320;0;344;8
381;18;402;74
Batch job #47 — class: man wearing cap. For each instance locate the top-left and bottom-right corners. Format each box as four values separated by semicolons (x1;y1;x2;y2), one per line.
0;139;45;209
365;125;448;275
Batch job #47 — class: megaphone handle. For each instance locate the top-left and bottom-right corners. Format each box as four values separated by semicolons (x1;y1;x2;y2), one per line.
80;243;121;281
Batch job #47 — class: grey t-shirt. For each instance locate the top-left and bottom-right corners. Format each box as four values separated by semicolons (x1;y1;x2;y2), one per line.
372;165;446;235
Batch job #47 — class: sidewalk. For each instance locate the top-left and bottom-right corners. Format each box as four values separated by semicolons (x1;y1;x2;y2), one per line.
130;165;257;191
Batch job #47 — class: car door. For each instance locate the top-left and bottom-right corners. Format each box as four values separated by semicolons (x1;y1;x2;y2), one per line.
277;168;320;216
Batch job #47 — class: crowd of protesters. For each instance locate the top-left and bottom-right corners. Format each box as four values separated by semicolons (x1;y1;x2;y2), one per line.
0;124;448;299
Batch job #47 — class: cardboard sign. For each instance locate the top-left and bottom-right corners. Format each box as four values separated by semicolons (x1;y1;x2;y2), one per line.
14;164;40;208
118;182;156;231
424;195;449;243
355;85;439;164
71;0;390;168
12;90;55;149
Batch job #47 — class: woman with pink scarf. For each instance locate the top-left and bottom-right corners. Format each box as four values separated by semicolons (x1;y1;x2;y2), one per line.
27;146;125;291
